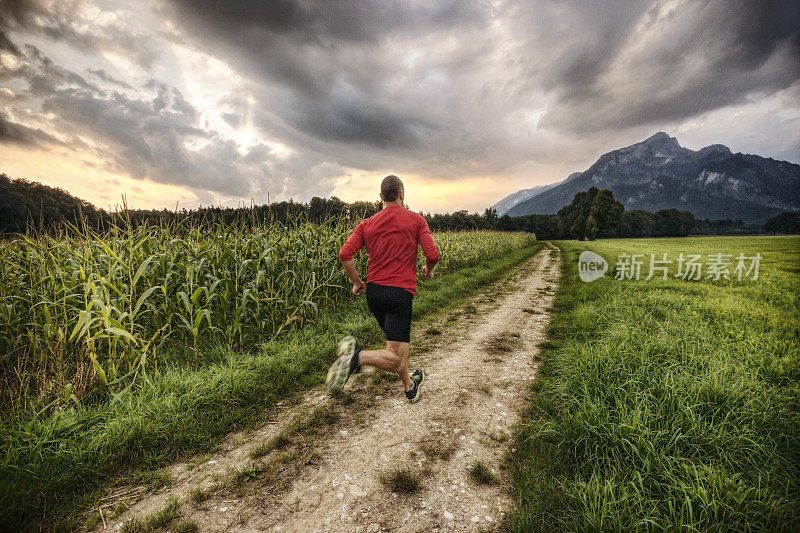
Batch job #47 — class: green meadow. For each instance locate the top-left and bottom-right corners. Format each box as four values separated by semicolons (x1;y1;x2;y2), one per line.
509;236;800;531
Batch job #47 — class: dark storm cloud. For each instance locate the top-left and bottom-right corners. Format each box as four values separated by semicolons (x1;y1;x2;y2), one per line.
0;0;157;68
1;45;337;199
156;0;800;173
35;82;295;197
0;28;21;55
525;0;800;132
159;0;484;150
0;0;46;28
0;110;61;147
525;1;653;100
22;45;101;95
86;68;133;89
164;0;480;48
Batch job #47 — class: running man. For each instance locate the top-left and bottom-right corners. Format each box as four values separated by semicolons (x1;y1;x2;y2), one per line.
326;175;440;403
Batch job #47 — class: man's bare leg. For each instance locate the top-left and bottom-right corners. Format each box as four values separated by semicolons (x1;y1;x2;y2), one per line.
359;340;413;391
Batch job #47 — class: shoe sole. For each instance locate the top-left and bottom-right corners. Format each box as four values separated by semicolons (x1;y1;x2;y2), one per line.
327;336;357;396
407;369;425;403
326;355;350;396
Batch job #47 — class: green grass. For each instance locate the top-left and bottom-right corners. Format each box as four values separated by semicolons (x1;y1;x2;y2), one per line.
485;331;519;355
380;467;421;493
188;486;212;505
125;469;174;493
121;496;181;532
420;440;457;461
467;461;499;485
249;433;292;459
1;241;542;530
231;464;268;485
171;519;199;533
508;236;800;531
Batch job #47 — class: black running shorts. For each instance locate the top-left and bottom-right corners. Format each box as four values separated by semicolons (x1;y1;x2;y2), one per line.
365;282;414;343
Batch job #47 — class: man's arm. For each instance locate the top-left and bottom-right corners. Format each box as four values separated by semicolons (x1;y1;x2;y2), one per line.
338;223;366;295
340;259;365;295
418;218;440;279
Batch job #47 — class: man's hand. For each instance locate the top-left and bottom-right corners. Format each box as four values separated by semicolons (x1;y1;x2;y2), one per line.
341;259;365;295
352;279;366;295
421;265;434;279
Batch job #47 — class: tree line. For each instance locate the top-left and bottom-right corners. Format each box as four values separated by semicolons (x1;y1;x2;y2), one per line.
491;187;799;240
1;174;105;234
0;174;384;233
762;211;800;234
2;173;798;237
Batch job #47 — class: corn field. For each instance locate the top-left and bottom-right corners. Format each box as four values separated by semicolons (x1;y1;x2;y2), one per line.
0;222;534;413
428;231;537;272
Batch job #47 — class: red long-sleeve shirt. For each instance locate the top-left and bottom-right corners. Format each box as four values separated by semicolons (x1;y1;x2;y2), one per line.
338;205;440;295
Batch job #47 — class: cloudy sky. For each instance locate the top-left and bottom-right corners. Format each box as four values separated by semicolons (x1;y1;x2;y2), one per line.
1;0;798;213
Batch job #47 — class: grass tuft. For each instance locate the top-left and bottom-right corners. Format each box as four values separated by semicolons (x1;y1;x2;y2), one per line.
485;331;519;355
420;440;457;461
380;467;421;494
121;496;180;533
172;519;200;533
126;469;174;493
489;432;508;443
467;461;499;485
231;464;266;486
249;433;292;460
188;486;212;505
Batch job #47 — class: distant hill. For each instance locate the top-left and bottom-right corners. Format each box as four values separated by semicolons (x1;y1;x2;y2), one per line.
505;133;800;224
492;173;583;215
0;173;103;233
493;182;557;216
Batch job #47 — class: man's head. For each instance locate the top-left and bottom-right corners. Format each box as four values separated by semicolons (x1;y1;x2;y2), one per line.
380;175;404;205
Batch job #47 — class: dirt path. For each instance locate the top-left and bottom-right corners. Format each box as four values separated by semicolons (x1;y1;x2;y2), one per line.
102;244;561;532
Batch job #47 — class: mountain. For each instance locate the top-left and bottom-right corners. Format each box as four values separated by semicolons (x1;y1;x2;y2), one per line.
505;133;800;224
492;173;581;215
492;184;549;216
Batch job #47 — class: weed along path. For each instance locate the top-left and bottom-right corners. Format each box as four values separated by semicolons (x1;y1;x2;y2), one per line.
103;244;561;532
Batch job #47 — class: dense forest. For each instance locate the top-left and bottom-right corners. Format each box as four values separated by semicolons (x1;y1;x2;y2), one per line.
0;174;105;232
762;211;800;234
1;173;797;238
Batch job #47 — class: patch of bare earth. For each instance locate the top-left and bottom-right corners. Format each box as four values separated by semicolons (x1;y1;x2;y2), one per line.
101;244;561;532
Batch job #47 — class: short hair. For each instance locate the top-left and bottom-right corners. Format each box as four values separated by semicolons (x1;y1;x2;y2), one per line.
381;175;404;202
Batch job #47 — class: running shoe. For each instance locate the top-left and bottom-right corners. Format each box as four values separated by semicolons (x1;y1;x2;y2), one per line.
326;336;362;396
406;368;425;403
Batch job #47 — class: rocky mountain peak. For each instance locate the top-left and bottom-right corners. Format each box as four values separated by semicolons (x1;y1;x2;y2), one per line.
502;132;800;223
698;144;732;156
643;131;680;148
